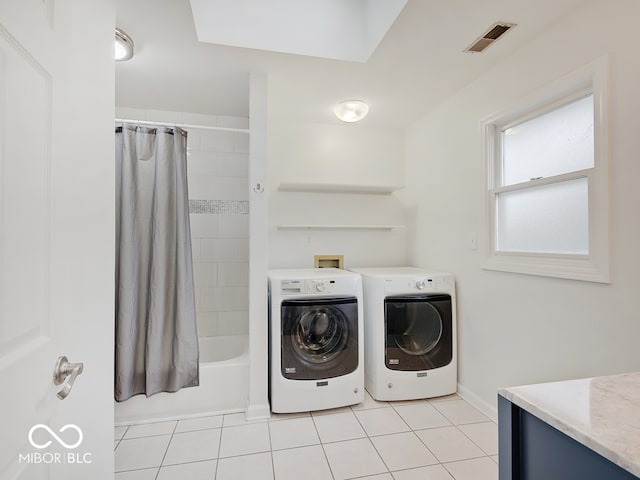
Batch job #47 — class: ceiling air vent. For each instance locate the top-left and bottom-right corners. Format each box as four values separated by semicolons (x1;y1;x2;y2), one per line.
464;22;516;53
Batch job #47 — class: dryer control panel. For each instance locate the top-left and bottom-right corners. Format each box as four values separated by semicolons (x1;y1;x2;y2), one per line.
384;275;452;295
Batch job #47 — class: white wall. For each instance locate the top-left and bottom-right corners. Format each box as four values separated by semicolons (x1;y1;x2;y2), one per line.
247;73;270;420
401;0;640;417
115;107;250;338
268;118;407;269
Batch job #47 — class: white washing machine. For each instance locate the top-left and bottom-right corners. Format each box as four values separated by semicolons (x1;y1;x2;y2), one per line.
350;267;457;401
268;268;364;413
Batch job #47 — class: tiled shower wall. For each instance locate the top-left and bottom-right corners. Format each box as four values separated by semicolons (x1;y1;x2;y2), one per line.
115;107;250;338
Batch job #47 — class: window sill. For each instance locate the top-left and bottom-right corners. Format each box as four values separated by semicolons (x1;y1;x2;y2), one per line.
483;253;610;284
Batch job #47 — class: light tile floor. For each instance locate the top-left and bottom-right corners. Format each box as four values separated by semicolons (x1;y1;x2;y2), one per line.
114;392;497;480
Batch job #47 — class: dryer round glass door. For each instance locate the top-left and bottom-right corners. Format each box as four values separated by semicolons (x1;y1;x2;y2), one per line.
384;294;453;372
393;303;442;355
280;297;359;380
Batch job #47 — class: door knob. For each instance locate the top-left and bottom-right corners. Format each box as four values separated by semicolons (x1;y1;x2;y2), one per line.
53;356;84;400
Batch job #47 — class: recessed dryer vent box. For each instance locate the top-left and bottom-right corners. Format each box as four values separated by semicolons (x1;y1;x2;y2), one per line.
314;255;344;269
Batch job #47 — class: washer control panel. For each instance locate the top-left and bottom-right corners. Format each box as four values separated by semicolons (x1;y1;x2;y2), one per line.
280;278;353;295
310;280;329;293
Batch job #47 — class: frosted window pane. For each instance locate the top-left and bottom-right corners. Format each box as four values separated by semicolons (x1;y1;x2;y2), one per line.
497;178;588;254
502;95;594;186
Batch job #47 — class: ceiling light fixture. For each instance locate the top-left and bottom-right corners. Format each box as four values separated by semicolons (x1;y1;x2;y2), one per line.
115;28;134;61
334;100;369;123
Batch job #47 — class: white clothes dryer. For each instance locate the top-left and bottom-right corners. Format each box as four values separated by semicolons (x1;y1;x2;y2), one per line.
268;268;364;413
350;267;457;401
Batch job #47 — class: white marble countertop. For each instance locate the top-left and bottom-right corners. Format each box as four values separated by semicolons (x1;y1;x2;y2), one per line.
499;372;640;477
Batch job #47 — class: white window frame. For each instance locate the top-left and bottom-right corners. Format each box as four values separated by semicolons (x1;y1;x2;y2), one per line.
482;57;610;283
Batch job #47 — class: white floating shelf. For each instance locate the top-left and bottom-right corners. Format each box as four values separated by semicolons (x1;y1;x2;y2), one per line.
278;182;403;195
277;224;404;231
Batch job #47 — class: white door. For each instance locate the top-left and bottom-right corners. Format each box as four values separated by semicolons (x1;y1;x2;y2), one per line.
0;0;115;478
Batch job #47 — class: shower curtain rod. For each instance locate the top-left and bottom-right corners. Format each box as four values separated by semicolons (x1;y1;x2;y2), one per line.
115;118;249;134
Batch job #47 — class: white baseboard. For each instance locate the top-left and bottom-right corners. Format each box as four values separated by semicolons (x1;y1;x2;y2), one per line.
114;407;245;426
457;383;498;423
245;400;271;421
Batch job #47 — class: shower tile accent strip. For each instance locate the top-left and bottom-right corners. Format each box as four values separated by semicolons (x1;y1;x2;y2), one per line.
189;199;249;215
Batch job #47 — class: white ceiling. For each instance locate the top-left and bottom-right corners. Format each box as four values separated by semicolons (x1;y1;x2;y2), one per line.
115;0;587;129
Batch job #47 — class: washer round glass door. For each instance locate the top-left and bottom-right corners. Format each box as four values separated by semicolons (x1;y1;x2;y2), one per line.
293;306;349;363
280;296;359;380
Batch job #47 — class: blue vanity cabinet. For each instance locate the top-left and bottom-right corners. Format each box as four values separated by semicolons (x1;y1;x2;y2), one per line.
498;394;638;480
